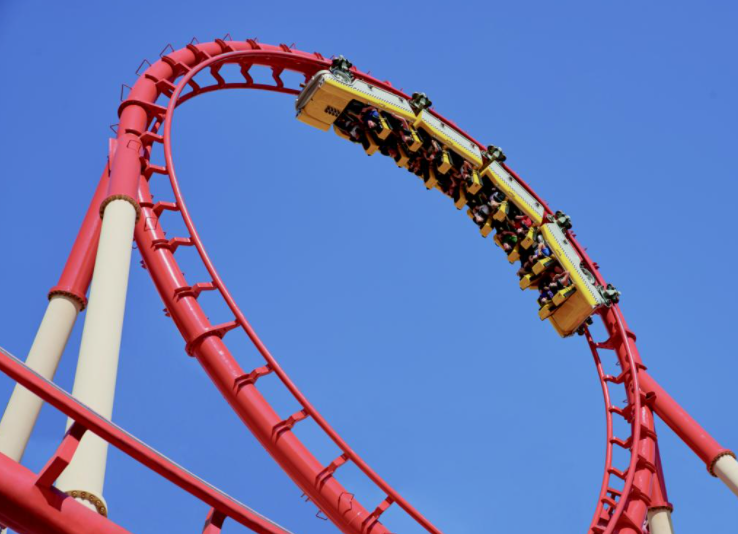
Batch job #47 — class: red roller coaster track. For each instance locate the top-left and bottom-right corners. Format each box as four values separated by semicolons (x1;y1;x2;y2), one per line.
0;38;734;534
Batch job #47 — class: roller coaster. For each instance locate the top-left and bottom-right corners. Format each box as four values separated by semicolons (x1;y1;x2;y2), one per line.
0;37;736;534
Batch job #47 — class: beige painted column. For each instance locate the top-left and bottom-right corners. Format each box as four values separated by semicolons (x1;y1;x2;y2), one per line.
714;454;738;498
55;199;137;516
647;507;675;534
0;295;81;461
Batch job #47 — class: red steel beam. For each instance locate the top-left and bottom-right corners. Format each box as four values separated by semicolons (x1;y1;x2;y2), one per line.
47;163;110;309
639;371;733;472
0;451;132;534
0;347;290;534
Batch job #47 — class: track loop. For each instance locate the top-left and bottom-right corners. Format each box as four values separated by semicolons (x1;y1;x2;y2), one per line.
119;39;658;533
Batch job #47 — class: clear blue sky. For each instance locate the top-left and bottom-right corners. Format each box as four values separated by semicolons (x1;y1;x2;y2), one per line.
0;1;736;532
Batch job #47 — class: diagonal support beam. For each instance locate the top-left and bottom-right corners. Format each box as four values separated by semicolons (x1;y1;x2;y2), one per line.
202;508;226;533
35;422;87;488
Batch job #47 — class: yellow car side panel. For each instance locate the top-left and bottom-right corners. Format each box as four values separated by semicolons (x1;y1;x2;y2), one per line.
323;78;416;121
540;225;598;309
414;112;483;166
483;167;545;225
298;112;332;131
548;291;597;337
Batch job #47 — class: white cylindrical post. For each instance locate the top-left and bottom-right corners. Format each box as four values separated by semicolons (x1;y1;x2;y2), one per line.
0;295;81;461
647;507;675;534
714;454;738;498
55;199;137;516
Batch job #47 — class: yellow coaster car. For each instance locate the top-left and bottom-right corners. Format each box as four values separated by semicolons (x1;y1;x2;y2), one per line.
539;223;608;336
296;70;416;131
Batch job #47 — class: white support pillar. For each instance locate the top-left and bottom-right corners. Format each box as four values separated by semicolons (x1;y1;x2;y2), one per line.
647;508;675;534
0;295;81;461
55;199;137;516
714;454;738;498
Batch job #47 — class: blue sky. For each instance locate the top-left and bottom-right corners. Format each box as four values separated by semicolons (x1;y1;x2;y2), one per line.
0;1;736;532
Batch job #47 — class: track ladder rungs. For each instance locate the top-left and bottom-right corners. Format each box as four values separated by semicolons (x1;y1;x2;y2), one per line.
173;281;216;301
153;237;194;253
143;73;177;98
234;364;273;391
140;130;165;146
316;453;350;488
363;496;394;531
610;435;633;450
143;161;169;179
185;320;240;356
152;201;179;217
607;466;627;480
272;409;309;440
210;64;226;86
609;404;633;421
240;63;254;85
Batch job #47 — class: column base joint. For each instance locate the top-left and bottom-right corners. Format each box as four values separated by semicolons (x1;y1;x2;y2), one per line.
65;489;108;516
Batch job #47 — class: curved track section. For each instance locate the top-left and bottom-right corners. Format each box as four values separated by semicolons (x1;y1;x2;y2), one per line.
117;39;654;533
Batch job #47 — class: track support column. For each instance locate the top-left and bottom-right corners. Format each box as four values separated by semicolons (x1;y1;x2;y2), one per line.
0;295;81;461
713;454;738;497
647;508;675;534
56;138;141;515
0;167;108;463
